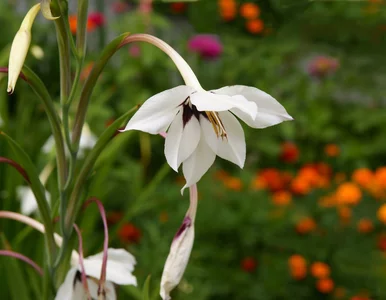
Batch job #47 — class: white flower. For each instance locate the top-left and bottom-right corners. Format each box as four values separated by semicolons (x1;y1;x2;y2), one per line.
160;185;197;300
122;35;293;190
124;85;292;190
43;124;97;158
55;248;137;300
17;186;51;216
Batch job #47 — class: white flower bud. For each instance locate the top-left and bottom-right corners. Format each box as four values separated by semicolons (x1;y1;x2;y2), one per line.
7;3;41;94
160;185;198;300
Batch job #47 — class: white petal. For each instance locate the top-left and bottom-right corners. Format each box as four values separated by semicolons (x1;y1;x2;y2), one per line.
164;110;201;171
42;136;55;154
17;186;37;215
182;135;216;189
190;91;257;120
55;267;77;300
213;85;293;128
202;112;246;168
82;248;137;286
17;186;51;215
123;86;195;134
160;219;195;300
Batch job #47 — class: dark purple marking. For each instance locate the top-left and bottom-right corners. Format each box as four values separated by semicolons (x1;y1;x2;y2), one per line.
173;216;192;241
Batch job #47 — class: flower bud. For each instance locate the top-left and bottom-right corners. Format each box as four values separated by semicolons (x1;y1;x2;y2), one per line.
41;0;59;20
160;185;197;300
7;3;41;94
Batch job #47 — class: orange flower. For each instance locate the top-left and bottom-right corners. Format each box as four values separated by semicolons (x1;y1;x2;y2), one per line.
335;182;362;205
288;254;307;280
246;19;264;34
219;0;236;21
357;218;374;233
118;223;141;244
374;166;386;188
68;15;98;35
280;142;299;163
324;144;340;157
352;168;373;188
310;262;330;278
240;3;260;19
69;15;77;34
377;203;386;224
298;166;321;186
254;168;285;192
272;191;292;206
224;176;243;191
291;177;311;195
316;278;334;293
296;217;316;234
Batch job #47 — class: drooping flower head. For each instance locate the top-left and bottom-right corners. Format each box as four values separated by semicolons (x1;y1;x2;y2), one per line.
122;34;293;191
188;34;223;59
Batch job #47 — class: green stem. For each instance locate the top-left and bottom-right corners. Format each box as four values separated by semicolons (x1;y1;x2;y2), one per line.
52;1;71;106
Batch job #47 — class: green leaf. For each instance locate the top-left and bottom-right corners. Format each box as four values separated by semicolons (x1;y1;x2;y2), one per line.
0;132;56;263
142;275;151;300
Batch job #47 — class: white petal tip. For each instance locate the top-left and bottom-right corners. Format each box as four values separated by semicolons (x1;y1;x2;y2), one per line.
7;86;13;94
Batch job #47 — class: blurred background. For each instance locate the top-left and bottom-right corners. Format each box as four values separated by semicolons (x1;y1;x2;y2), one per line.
1;0;386;299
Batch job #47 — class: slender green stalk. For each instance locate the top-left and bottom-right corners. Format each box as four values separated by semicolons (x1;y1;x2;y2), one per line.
51;1;71;106
76;0;89;59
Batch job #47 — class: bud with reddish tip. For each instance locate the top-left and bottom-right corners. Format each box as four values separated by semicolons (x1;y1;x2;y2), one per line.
7;3;41;94
160;184;197;300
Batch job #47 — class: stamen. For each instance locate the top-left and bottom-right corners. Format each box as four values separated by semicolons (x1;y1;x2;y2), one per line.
205;112;227;139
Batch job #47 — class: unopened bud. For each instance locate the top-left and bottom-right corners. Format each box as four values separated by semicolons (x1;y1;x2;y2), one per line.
160;185;198;300
7;3;41;94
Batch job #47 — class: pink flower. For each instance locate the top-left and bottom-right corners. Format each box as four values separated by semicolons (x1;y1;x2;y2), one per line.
112;2;130;14
88;12;105;27
307;55;339;78
188;34;223;60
